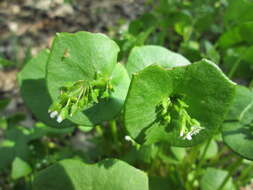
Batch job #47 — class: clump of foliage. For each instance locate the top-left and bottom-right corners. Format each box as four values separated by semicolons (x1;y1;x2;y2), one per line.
1;0;253;190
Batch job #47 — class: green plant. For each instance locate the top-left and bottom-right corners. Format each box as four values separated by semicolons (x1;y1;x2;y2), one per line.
1;1;253;189
10;30;252;190
116;0;253;85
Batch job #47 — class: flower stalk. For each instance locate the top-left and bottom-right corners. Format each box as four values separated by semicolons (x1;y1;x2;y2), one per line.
48;74;114;123
156;95;204;140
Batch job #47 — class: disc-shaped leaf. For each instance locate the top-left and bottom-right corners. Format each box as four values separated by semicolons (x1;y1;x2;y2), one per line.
0;125;72;171
222;85;253;160
225;85;253;124
11;157;32;180
0;127;30;171
18;50;73;127
218;22;253;49
46;32;130;126
124;59;235;147
224;0;253;26
126;45;191;76
200;168;235;190
33;159;148;190
28;122;73;141
223;122;253;160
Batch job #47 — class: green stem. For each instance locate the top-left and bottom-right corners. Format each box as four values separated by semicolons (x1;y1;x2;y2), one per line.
228;57;242;79
95;125;103;136
237;163;253;185
109;120;118;143
249;79;253;90
25;174;33;190
193;138;212;183
199;138;212;165
209;145;228;166
77;87;85;103
217;157;243;190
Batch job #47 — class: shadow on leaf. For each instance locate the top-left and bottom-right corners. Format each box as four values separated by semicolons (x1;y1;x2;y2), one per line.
20;79;73;128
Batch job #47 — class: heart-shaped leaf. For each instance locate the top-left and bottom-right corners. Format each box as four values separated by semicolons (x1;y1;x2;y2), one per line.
124;59;235;146
46;32;130;126
222;85;253;160
33;159;148;190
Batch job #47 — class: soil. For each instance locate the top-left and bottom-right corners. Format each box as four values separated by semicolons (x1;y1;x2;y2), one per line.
0;0;146;61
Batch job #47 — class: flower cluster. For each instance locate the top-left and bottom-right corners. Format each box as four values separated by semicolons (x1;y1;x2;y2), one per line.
156;95;204;140
48;74;114;123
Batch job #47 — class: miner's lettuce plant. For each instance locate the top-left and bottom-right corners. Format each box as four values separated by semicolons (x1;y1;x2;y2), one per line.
116;0;225;62
16;31;253;190
117;0;253;85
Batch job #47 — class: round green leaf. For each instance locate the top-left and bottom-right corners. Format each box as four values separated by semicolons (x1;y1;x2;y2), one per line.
223;122;253;160
18;50;74;128
170;146;186;161
126;45;191;76
218;22;253;49
124;144;159;164
0;127;30;171
28;122;74;141
225;85;253;124
200;168;235;190
224;0;253;26
218;26;242;49
46;32;129;126
33;159;148;190
222;85;253;160
124;59;235;147
11;157;32;180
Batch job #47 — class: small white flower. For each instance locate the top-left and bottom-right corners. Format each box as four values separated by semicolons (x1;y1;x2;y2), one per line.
191;125;204;135
184;133;192;140
49;111;58;118
56;115;63;123
124;135;139;147
180;130;184;137
124;136;132;141
182;125;204;140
